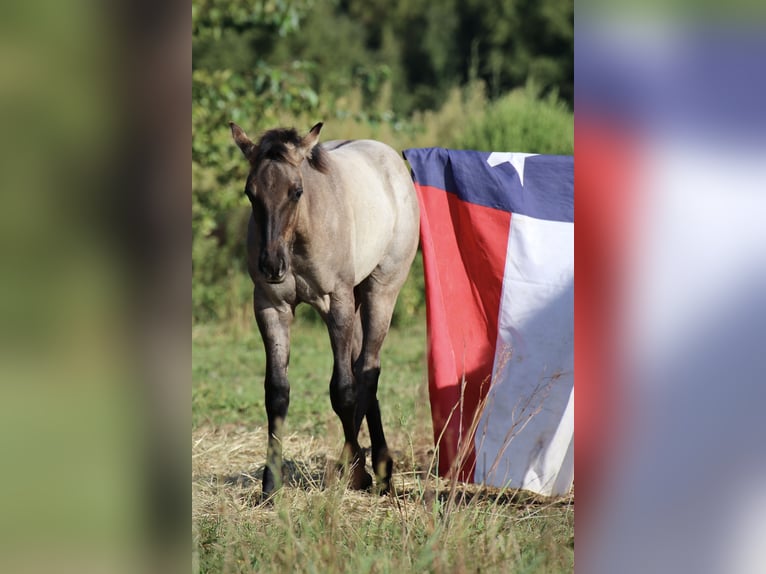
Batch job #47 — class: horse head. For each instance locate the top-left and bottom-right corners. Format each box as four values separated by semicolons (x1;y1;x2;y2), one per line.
230;121;326;283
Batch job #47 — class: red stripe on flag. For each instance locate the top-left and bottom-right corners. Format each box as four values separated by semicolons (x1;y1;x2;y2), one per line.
416;183;511;480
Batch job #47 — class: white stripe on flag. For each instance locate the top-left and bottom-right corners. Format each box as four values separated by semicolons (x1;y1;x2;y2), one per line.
474;213;574;496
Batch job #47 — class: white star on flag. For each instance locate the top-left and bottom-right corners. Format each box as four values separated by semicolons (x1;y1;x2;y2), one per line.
487;152;539;186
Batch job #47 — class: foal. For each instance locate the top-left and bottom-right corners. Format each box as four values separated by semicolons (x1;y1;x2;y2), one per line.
230;121;420;495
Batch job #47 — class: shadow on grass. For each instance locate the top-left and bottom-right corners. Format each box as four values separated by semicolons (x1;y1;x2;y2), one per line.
204;448;572;512
394;483;574;508
218;455;330;491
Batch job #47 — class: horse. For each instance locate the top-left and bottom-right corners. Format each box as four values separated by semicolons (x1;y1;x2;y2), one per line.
229;121;420;496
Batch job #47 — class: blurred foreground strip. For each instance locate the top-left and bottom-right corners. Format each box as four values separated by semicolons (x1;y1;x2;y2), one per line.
0;0;188;573
576;12;766;574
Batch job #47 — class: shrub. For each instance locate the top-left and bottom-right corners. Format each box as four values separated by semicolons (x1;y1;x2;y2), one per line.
456;82;573;154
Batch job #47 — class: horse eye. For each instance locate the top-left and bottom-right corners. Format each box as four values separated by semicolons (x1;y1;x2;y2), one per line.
293;186;303;200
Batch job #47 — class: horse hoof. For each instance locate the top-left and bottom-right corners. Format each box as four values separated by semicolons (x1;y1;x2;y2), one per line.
259;480;282;505
335;461;373;491
373;450;394;494
375;480;391;496
262;477;280;497
259;492;276;506
374;469;393;495
351;469;373;491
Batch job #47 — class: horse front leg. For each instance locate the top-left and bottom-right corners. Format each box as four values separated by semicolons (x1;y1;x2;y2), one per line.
255;303;293;498
326;289;372;490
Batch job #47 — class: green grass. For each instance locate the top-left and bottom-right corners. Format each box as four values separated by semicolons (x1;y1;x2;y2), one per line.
192;316;573;573
192;313;429;438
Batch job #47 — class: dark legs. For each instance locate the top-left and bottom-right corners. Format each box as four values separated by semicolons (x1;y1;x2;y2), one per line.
326;288;373;490
255;303;293;497
255;280;400;496
353;286;398;493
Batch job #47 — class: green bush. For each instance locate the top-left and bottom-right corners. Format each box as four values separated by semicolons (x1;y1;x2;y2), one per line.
456;83;574;154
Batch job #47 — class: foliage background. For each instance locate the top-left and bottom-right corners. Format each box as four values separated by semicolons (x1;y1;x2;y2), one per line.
192;0;574;322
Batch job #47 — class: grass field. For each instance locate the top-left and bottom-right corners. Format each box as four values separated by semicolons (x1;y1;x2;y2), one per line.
192;314;574;573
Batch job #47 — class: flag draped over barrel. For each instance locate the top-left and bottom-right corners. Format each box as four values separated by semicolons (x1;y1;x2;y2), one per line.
403;147;574;496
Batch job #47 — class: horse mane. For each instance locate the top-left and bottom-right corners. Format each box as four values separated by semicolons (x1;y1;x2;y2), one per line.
253;128;329;173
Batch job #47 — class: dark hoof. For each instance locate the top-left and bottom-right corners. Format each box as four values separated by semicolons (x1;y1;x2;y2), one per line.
335;459;373;491
262;468;283;501
375;473;393;496
260;482;281;503
352;469;373;491
373;450;394;495
259;491;276;506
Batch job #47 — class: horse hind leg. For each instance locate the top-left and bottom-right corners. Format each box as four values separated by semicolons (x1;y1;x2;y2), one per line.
353;282;400;494
351;290;364;372
326;288;373;491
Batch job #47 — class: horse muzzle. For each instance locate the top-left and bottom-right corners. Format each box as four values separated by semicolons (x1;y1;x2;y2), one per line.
259;249;289;284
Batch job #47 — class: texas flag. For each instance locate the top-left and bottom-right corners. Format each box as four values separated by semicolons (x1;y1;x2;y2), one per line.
403;147;574;497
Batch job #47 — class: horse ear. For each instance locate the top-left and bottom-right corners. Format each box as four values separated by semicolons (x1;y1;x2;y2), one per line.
229;122;255;159
300;122;323;155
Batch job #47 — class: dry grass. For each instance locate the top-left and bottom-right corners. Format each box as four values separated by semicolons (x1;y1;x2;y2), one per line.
192;322;573;573
192;424;573;573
